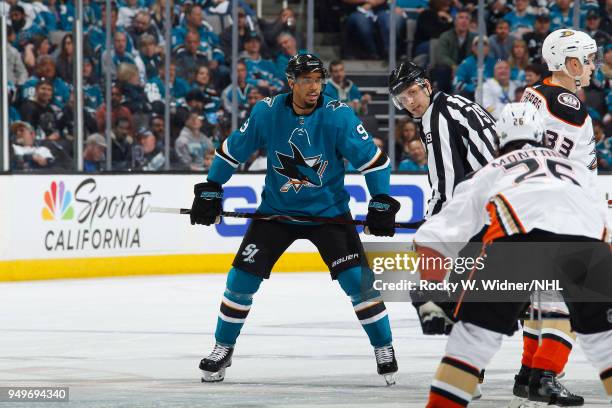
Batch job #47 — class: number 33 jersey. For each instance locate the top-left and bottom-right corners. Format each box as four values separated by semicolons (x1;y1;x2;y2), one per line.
415;147;607;258
521;78;596;172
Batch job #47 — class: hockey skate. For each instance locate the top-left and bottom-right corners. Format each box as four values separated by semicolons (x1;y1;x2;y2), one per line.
528;369;584;406
374;345;398;386
508;366;545;408
199;343;234;382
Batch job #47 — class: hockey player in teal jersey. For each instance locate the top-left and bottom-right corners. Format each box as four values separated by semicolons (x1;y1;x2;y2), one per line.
192;54;400;385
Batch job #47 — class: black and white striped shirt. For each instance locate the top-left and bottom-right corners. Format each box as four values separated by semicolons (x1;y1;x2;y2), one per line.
420;92;498;217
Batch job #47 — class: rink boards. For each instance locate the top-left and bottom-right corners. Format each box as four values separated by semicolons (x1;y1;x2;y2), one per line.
0;173;610;281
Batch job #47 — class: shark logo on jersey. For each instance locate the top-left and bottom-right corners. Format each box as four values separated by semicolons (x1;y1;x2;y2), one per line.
273;143;328;193
326;100;349;111
289;128;312;146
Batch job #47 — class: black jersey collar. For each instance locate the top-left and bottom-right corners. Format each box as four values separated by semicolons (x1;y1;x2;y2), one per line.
285;92;324;117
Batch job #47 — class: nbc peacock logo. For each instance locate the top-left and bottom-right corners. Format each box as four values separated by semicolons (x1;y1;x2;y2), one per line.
42;181;74;221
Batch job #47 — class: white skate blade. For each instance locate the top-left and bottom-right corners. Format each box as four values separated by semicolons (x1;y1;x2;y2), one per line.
508;396;545;408
382;372;397;386
201;367;226;382
472;383;482;400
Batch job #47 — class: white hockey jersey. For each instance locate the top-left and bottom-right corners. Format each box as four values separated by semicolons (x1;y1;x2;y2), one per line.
521;78;596;172
415;146;608;258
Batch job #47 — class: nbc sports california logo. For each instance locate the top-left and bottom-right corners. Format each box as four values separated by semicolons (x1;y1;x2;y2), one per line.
39;178;150;252
42;181;74;221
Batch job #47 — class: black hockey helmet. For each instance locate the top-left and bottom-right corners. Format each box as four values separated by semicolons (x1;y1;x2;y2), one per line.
285;53;329;82
388;61;429;110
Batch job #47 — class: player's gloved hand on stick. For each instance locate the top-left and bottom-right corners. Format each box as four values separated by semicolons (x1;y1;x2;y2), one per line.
366;194;401;237
191;182;223;226
411;290;456;335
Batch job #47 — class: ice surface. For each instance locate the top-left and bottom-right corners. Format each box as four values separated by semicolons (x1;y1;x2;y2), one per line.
0;273;609;407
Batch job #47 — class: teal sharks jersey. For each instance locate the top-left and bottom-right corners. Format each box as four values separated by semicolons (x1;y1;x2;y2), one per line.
207;93;390;218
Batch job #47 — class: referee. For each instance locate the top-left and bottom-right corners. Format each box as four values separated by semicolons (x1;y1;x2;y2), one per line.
388;61;498;217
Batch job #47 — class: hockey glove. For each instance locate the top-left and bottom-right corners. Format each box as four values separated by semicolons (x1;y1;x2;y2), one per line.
191;182;223;226
411;290;456;335
366;195;401;237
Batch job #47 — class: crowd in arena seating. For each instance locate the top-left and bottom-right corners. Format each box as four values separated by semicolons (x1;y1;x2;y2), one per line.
4;0;612;172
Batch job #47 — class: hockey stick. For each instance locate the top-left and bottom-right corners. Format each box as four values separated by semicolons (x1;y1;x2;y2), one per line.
149;207;425;230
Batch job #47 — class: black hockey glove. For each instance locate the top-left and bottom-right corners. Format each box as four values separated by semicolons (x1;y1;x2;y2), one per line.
411;290;456;335
366;194;401;237
191;182;223;226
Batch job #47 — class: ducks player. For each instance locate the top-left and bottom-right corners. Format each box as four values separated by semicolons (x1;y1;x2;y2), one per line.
513;28;601;406
416;103;612;407
190;54;401;385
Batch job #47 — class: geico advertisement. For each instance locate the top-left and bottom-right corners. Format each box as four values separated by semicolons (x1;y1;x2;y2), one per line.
3;174;429;260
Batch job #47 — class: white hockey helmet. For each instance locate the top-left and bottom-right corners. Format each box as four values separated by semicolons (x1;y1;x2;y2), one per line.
542;29;598;76
496;103;545;149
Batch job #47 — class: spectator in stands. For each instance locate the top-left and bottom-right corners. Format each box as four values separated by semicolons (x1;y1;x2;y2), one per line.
56;91;98;142
174;30;210;81
184;89;207;116
96;83;134;133
523;13;551;65
514;85;526;102
260;7;303;55
524;63;544;87
10;121;55;171
111;117;135;170
83;133;107;172
150;0;178;31
87;2;135;55
202;148;215;171
433;8;475;93
398;138;427;171
174;109;213;171
45;0;75;32
134;128;166;171
412;0;453;59
117;0;140;28
341;0;390;59
22;35;52;73
509;39;528;84
149;114;165;150
503;0;535;37
5;27;28;86
139;34;163;79
21;55;70;109
8;81;21;124
453;36;496;100
595;120;611;170
241;32;283;94
324;60;362;112
489;19;514;61
19;78;60;136
83;57;103;113
247;148;267;171
275;32;305;78
117;63;151;120
585;10;611;48
101;31;146;83
145;61;191;112
483;60;519;119
485;0;512;40
82;0;101;29
55;34;74;84
128;10;164;47
220;8;260;59
172;4;224;65
222;59;253;113
191;65;222;113
9;5;45;51
601;0;612;35
549;0;581;31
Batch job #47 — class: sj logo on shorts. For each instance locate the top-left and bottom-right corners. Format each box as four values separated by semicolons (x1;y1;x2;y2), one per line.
242;244;259;264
